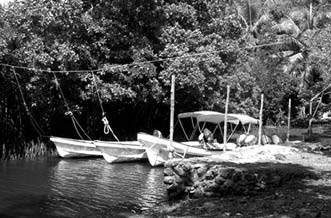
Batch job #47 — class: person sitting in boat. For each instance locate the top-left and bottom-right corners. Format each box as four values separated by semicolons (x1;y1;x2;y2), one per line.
198;128;218;150
153;129;163;138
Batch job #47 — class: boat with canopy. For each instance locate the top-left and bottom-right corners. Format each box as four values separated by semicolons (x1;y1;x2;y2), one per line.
137;110;259;166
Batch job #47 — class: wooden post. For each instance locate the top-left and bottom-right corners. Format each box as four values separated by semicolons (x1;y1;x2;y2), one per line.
169;74;175;159
286;98;291;142
258;94;264;146
308;101;313;138
223;85;230;151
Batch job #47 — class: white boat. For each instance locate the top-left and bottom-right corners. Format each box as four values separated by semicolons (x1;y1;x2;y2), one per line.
138;111;259;166
50;136;147;163
94;140;147;163
50;136;102;158
137;132;215;166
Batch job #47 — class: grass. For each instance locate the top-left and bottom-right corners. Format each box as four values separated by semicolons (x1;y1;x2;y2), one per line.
1;139;57;161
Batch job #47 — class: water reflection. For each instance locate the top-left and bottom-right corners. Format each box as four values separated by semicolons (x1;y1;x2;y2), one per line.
0;158;59;218
49;159;167;217
0;158;167;218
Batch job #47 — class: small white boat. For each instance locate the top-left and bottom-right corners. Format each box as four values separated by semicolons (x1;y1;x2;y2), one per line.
94;140;147;163
138;111;259;166
50;136;102;158
137;132;215;166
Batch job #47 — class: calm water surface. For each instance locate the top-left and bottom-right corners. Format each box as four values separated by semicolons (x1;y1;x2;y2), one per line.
0;158;167;217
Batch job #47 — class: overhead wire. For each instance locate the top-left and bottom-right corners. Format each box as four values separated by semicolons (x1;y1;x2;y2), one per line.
0;41;287;74
2;40;288;141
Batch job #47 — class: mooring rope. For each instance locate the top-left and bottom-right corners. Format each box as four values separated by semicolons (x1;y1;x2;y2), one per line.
52;72;92;140
101;116;119;141
91;72;120;141
11;67;45;137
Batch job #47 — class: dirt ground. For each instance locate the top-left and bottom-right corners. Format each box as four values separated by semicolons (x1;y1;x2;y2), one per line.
144;139;331;218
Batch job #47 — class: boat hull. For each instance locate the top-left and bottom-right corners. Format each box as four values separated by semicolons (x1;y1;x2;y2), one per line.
137;132;214;166
94;141;147;163
50;136;102;158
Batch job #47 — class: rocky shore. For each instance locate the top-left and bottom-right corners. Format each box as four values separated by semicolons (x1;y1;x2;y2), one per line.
163;144;323;200
145;142;331;218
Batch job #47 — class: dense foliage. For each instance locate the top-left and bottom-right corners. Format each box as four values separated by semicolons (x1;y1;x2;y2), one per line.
1;0;331;159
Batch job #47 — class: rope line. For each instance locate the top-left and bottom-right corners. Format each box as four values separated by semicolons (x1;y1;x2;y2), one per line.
29;115;45;137
101;117;120;141
91;72;105;115
2;40;291;142
52;72;70;110
11;67;45;137
67;113;92;141
0;41;288;74
52;72;92;140
91;72;120;141
12;67;29;113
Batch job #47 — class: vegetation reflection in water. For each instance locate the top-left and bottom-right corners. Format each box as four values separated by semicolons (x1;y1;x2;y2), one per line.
0;158;167;217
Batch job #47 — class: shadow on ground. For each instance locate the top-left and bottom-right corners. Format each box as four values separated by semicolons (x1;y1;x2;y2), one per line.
148;160;331;218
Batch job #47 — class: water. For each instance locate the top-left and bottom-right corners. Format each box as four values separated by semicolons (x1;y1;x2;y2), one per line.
0;158;168;217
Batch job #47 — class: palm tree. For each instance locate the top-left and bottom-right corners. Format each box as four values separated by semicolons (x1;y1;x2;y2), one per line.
234;0;331;95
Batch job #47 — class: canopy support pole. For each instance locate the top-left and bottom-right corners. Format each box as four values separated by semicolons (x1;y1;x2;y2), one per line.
286;98;291;142
223;85;230;151
258;94;264;146
169;74;175;159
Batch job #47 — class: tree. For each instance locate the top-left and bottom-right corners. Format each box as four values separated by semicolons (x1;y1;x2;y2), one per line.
158;0;260;115
234;0;331;119
2;0;331;159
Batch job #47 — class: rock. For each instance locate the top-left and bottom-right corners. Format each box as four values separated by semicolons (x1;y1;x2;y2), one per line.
204;191;215;197
174;174;183;183
296;208;322;218
197;166;208;177
215;175;226;184
191;171;200;183
164;176;175;185
183;162;192;171
270;175;281;187
164;167;174;176
163;145;324;201
218;168;235;179
232;170;243;182
272;135;283;144
173;165;186;176
205;170;215;180
192;163;206;169
203;181;218;192
244;173;257;182
192;186;204;198
274;153;286;160
222;179;234;190
202;201;217;208
237;134;247;146
244;135;257;146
